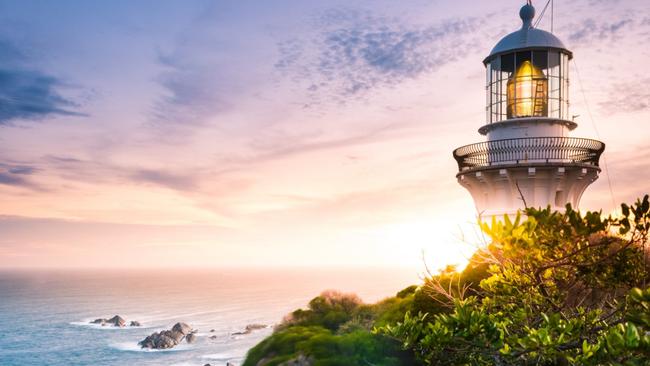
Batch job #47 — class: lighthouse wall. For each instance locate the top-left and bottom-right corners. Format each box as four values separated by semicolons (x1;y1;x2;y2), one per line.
485;119;573;141
457;165;599;220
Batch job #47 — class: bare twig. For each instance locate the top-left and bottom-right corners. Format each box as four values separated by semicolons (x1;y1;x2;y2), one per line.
515;180;528;209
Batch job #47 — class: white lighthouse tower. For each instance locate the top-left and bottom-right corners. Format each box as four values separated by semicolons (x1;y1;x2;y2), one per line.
453;2;605;219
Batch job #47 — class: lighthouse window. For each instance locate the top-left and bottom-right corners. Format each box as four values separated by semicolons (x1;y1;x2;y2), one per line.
549;51;561;69
501;53;515;73
560;52;569;120
515;51;532;70
485;50;570;122
532;50;548;69
549;76;561;117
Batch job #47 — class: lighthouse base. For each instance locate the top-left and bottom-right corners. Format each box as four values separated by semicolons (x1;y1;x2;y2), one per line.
457;164;600;220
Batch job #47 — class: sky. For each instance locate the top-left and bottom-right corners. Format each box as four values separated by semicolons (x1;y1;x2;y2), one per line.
0;0;649;269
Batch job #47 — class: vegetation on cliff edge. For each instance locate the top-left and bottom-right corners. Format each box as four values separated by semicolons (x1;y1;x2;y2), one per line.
243;289;417;366
245;196;650;365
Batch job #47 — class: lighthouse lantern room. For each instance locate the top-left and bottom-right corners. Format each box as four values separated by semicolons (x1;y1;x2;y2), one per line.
453;2;605;219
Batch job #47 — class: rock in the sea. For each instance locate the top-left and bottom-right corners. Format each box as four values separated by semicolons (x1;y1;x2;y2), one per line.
172;322;193;334
130;320;141;327
90;315;130;327
139;322;195;349
139;331;176;349
209;335;218;340
246;324;267;331
186;332;197;343
106;315;126;327
232;323;267;335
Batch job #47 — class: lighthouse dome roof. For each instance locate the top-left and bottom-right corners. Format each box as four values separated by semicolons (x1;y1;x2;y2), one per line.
484;3;571;64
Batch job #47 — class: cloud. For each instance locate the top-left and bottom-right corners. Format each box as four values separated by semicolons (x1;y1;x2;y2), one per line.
152;52;231;127
0;163;39;189
600;77;650;114
149;2;250;130
600;145;650;202
275;9;483;102
0;215;233;268
567;18;633;44
0;172;29;186
7;165;37;175
130;169;198;191
39;154;204;193
231;123;404;164
0;39;85;125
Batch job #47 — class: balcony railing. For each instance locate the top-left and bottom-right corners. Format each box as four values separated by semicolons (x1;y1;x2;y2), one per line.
453;137;605;172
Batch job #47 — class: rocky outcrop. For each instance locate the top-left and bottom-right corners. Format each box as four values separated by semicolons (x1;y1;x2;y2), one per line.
172;322;193;334
138;322;196;349
257;354;311;366
129;320;141;327
90;315;133;327
279;354;313;366
232;323;268;335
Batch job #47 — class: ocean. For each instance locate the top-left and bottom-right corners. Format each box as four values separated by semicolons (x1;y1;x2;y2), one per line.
0;268;418;366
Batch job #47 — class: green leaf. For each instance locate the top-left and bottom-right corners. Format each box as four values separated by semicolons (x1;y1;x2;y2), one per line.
621;203;630;217
625;323;640;348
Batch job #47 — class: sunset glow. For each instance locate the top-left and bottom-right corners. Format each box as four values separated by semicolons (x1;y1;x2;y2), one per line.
0;0;648;270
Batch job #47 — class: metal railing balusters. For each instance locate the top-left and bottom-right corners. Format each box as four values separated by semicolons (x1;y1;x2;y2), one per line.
453;137;604;171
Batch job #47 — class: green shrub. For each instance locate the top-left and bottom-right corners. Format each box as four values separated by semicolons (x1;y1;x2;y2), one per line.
247;196;650;365
244;289;417;365
381;196;650;365
244;326;414;366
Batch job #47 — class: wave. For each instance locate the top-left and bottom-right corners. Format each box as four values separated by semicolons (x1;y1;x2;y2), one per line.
68;317;165;330
69;321;129;330
109;342;194;353
69;319;155;330
201;352;237;360
131;309;237;323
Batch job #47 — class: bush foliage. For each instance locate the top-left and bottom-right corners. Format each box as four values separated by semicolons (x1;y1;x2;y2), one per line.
243;290;416;366
381;196;650;365
245;196;650;365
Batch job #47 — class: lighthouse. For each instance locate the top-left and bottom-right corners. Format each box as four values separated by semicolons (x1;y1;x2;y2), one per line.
452;2;605;219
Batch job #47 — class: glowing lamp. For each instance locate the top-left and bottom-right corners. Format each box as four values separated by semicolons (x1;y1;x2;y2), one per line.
507;60;548;118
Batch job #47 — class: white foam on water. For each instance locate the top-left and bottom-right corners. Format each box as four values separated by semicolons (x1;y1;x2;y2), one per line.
69;318;157;330
201;352;237;360
175;362;238;366
109;342;194;353
195;331;221;337
137;309;230;324
69;321;126;330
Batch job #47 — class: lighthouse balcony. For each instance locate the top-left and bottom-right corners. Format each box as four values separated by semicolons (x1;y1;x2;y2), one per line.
453;136;604;174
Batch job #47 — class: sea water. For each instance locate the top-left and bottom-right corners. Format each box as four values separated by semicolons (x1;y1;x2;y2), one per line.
0;268;417;366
